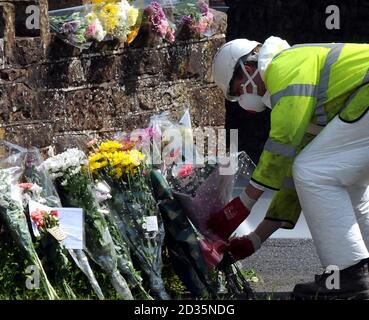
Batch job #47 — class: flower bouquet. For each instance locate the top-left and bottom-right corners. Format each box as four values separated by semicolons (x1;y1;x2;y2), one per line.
40;148;133;300
94;181;153;299
0;141;59;300
172;0;214;39
23;148;105;300
170;153;254;241
49;0;143;49
28;205;77;299
136;1;175;45
152;110;255;241
88;140;170;299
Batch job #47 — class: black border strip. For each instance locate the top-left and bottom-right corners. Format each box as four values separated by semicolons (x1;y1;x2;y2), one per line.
264;217;296;230
251;178;280;191
339;105;369;123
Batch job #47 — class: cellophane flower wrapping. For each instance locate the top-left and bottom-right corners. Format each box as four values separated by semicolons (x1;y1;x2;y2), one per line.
141;1;175;42
49;1;143;49
40;148;133;300
23;148;105;300
169;153;254;241
94;180;153;300
168;0;214;38
149;110;256;241
88;140;170;299
0;141;59;300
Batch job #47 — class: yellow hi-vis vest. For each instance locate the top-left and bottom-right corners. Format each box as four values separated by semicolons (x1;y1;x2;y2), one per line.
252;43;369;191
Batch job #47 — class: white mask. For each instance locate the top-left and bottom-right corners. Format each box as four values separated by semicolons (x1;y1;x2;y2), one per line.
237;62;266;112
238;93;266;112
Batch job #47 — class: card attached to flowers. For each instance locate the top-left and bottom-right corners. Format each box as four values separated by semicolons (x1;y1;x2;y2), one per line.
29;200;84;249
145;216;159;232
58;207;84;250
29;200;52;238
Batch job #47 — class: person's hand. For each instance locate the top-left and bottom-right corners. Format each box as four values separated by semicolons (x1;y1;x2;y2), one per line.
207;196;251;241
224;234;259;262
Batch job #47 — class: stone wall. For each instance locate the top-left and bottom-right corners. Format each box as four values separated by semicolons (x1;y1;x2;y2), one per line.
0;1;227;151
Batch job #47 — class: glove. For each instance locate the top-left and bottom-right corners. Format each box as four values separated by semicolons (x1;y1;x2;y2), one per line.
207;192;256;241
224;232;261;262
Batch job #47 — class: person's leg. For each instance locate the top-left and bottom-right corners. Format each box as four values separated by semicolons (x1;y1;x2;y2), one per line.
348;174;369;250
293;115;369;269
292;113;369;299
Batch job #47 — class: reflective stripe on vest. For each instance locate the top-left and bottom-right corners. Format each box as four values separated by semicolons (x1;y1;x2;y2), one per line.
274;43;345;125
270;84;318;108
315;43;345;125
264;139;296;157
282;177;295;190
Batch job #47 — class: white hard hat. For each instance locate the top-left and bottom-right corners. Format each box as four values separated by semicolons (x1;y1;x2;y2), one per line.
212;39;260;101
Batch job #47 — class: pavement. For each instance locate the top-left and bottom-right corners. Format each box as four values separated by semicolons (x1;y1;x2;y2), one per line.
241;239;322;299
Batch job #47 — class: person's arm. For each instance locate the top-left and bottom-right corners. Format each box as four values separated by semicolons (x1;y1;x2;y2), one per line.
224;218;282;262
254;218;283;242
207;183;265;241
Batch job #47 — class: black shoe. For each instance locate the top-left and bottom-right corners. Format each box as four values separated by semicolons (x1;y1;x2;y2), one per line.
292;258;369;300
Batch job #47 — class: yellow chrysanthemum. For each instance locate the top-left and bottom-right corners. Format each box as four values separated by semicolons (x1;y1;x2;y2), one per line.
88;152;105;163
99;140;123;153
98;3;120;32
111;167;123;178
88;153;109;172
91;0;118;4
127;150;145;166
108;151;129;167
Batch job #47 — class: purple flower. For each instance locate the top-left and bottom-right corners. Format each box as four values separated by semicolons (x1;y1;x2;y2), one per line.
150;1;166;20
198;0;209;15
145;1;170;38
60;20;80;34
181;15;193;26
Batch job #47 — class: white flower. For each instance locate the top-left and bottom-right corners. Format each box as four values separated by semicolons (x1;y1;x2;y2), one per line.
117;0;130;23
40;148;87;180
30;183;43;196
94;20;106;42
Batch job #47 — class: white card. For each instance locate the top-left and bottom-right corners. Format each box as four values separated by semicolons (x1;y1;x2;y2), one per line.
57;207;84;250
145;216;159;232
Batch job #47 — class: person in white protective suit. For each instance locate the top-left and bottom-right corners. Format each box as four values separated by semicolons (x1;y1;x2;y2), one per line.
207;36;369;299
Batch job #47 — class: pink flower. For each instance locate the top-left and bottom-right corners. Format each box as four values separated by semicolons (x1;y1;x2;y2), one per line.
19;183;34;190
178;164;193;178
86;23;97;37
31;209;42;220
87;139;98;148
41;210;49;218
50;210;59;219
31;209;44;227
85;19;106;42
157;19;169;37
193;18;208;34
166;28;175;43
145;1;171;39
169;148;180;159
38;219;45;228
